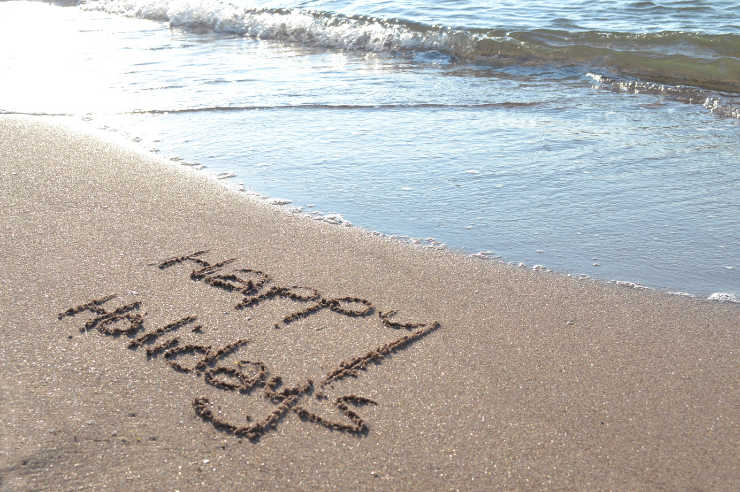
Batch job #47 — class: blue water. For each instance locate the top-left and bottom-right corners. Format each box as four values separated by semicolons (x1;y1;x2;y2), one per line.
0;0;738;299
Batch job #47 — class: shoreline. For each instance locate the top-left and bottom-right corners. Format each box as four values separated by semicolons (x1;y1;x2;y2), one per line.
24;114;739;303
2;0;739;303
1;116;738;490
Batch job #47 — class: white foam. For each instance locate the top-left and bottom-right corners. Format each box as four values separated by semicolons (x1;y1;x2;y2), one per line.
84;0;479;56
667;291;696;298
470;250;499;259
614;280;650;290
266;198;292;205
589;72;740;119
707;292;738;303
318;213;350;226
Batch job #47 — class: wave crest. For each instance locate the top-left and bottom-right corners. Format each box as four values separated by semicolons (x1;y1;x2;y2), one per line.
83;0;740;95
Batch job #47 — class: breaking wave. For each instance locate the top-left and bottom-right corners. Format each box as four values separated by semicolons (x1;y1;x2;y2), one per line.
587;74;740;119
82;0;739;94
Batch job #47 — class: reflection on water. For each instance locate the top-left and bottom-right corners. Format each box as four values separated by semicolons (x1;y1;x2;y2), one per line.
1;2;738;298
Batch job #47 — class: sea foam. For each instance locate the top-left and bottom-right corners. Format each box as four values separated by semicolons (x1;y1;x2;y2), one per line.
82;0;740;108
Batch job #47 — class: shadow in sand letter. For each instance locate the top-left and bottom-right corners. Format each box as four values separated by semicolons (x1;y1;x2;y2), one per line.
57;250;441;442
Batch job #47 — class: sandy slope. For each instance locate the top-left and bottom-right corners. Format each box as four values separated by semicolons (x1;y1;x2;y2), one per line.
0;116;737;490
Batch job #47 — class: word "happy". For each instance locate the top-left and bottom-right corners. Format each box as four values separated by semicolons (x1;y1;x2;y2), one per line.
57;250;440;441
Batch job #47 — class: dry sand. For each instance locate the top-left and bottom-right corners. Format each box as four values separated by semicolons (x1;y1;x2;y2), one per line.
0;116;737;490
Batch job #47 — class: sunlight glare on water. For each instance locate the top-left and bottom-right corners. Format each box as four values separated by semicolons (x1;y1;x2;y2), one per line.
0;0;737;299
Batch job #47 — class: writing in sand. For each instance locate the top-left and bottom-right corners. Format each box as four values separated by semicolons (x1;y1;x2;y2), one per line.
58;251;441;442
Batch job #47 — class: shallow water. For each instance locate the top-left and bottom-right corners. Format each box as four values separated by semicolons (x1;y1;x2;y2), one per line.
0;1;738;299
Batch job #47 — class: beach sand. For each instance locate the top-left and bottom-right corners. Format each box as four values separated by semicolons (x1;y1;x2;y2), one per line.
1;116;737;490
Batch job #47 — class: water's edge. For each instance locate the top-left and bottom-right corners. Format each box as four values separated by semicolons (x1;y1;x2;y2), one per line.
32;114;736;304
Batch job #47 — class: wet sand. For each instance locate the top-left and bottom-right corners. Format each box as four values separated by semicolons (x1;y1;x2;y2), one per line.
1;116;738;490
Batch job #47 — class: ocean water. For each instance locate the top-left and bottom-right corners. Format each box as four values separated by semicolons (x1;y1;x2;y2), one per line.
1;0;738;300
